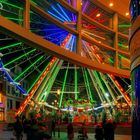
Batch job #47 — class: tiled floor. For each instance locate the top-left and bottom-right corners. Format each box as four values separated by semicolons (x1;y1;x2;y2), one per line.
0;131;131;140
0;123;131;140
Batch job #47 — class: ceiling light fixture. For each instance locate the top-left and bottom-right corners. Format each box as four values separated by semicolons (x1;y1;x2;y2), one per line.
109;2;113;7
96;13;101;17
125;12;129;16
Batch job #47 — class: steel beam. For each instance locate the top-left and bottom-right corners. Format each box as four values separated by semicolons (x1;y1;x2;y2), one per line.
0;16;130;78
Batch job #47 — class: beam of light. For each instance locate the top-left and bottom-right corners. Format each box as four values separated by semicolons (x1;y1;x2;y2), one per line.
3;47;30;56
59;63;69;108
68;0;71;5
99;73;118;104
82;0;89;13
0;2;3;9
74;65;78;100
0;59;26;94
57;3;71;21
70;35;75;52
16;57;57;116
66;35;74;51
36;59;60;101
118;43;128;49
38;35;71;101
5;17;23;21
87;69;104;103
43;30;66;38
27;60;53;93
47;32;69;43
118;24;131;28
17;34;72;115
42;60;63;101
94;71;112;106
84;68;94;102
48;11;65;22
64;35;73;49
1;1;23;9
14;56;44;81
4;49;36;67
8;51;42;70
84;41;131;106
108;75;131;106
82;30;106;40
0;42;22;51
82;68;90;100
118;54;129;62
18;56;50;83
51;5;69;21
0;38;12;41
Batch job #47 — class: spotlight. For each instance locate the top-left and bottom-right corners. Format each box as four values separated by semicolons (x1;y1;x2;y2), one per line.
109;2;113;7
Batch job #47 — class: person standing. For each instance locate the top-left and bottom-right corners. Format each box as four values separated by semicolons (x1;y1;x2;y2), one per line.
95;124;103;140
67;123;74;140
13;116;23;140
103;120;116;140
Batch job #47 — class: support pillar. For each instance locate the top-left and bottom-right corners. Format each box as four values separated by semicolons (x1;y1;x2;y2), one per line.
24;0;30;30
113;13;118;68
76;0;82;55
129;1;140;139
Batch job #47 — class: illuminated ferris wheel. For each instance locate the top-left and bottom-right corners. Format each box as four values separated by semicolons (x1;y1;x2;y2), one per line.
0;0;131;115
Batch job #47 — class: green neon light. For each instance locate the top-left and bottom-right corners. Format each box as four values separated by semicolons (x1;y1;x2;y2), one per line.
100;73;117;103
118;43;128;48
84;68;93;101
4;49;36;67
37;59;59;101
87;69;104;103
27;61;51;93
59;63;69;108
6;17;23;21
118;54;129;60
75;65;78;100
30;0;38;5
42;61;62;101
93;71;111;104
14;56;43;81
82;68;90;100
118;24;131;28
0;42;21;51
1;1;23;9
108;58;114;64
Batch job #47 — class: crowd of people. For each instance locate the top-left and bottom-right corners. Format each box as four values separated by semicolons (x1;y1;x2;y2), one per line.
12;115;55;140
11;108;129;140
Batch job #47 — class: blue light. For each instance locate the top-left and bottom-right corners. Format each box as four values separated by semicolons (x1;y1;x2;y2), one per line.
0;60;27;94
51;5;69;21
48;11;65;22
57;3;71;21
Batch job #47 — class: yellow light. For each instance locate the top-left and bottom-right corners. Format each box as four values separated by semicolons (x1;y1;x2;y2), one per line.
57;89;60;95
125;12;129;16
109;2;113;7
96;13;101;17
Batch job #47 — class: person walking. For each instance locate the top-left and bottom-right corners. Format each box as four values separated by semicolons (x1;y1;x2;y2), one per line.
67;122;74;140
13;116;23;140
95;124;103;140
